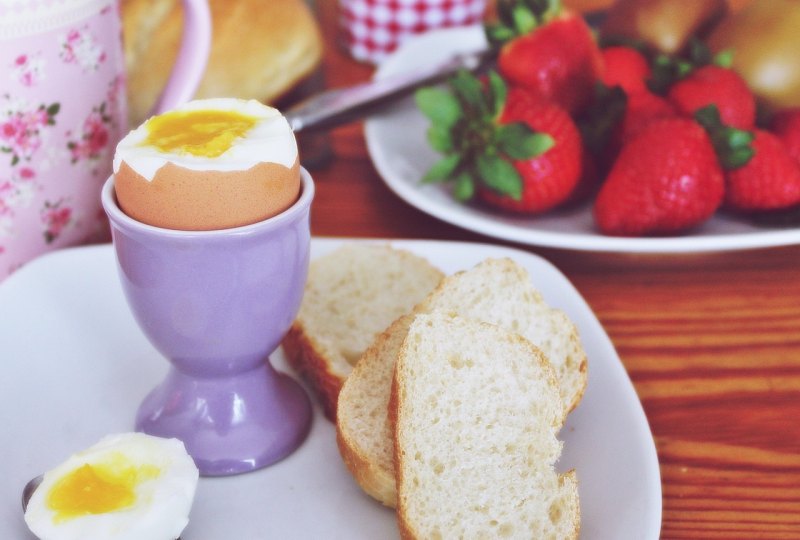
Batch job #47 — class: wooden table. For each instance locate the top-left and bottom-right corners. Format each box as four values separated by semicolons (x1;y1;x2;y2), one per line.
305;2;800;538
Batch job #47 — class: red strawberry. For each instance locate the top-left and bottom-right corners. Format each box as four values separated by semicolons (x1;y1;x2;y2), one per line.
415;71;581;214
771;108;800;166
496;11;603;114
724;130;800;212
617;90;678;145
667;65;755;130
479;87;582;213
600;46;651;95
580;87;677;172
594;117;724;236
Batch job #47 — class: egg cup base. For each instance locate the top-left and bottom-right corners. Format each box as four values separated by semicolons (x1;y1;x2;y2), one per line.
135;361;312;476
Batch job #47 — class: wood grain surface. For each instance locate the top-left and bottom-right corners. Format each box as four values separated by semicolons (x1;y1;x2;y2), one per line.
307;1;800;537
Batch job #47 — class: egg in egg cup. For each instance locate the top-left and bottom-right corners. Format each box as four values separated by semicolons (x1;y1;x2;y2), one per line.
102;99;313;476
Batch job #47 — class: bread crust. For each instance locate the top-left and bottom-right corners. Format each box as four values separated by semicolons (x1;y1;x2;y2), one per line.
282;325;343;421
335;427;397;507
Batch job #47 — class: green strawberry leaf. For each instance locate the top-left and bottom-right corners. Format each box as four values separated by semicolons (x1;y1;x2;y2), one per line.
487;71;507;118
477;154;523;199
724;146;755;169
453;172;476;201
497;123;554;160
487;0;560;44
713;49;734;69
423;154;461;183
695;104;723;130
727;129;753;149
512;4;538;35
695;104;755;170
484;24;516;47
427;124;454;152
415;87;462;127
450;70;485;114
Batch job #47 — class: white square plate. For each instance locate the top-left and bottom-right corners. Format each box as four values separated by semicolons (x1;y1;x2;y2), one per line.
1;238;660;539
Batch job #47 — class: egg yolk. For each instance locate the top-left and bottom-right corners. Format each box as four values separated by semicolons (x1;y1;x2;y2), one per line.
46;454;160;522
143;109;258;158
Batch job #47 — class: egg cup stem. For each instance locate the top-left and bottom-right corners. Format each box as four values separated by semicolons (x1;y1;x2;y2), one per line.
101;170;315;476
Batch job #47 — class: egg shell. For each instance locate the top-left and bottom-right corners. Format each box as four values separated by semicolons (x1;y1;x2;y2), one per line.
114;157;300;230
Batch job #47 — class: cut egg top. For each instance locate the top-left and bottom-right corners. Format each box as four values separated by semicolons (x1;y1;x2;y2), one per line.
24;432;199;540
113;98;301;231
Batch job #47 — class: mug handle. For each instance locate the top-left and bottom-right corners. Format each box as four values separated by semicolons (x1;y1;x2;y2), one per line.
152;0;212;114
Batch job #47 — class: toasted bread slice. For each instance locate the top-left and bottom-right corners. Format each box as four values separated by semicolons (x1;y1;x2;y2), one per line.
337;257;586;506
282;244;443;420
392;312;580;540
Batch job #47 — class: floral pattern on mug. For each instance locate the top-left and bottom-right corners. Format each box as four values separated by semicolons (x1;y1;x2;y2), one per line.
0;166;38;237
10;53;45;87
59;27;106;72
41;198;74;244
66;102;112;168
0;95;60;167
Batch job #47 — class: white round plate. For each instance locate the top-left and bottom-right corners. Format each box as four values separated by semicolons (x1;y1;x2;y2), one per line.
364;25;800;253
1;239;660;539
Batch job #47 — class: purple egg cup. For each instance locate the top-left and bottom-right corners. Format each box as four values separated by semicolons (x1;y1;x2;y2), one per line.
101;169;314;476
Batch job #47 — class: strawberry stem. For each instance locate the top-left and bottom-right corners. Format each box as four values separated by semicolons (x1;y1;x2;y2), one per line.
695;104;754;170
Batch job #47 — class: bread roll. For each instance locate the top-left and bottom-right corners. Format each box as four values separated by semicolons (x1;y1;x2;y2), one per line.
122;0;323;125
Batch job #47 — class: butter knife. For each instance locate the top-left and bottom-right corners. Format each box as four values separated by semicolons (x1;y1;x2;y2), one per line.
284;47;496;133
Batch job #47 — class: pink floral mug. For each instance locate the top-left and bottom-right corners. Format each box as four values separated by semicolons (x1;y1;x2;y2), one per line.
0;0;210;280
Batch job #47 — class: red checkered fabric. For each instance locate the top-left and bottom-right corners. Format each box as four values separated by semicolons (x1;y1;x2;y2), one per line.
339;0;487;64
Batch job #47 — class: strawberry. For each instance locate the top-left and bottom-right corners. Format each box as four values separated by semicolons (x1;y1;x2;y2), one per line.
489;0;603;114
771;108;800;166
616;90;677;145
696;105;800;212
725;130;800;211
480;87;583;212
667;65;756;130
578;85;676;174
600;46;651;95
415;70;582;214
594;117;724;236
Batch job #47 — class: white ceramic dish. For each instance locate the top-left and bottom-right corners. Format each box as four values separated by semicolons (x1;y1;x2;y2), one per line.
1;239;661;539
364;25;800;254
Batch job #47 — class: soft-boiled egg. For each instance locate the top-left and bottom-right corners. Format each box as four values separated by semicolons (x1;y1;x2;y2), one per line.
113;98;300;230
24;432;199;540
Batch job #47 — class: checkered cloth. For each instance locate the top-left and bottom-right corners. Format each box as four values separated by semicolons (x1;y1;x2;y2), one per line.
339;0;487;64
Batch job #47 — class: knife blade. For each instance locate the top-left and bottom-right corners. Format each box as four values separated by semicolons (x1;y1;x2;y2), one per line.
284;47;496;133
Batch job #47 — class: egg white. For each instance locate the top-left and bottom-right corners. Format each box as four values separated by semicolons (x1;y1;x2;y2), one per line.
24;432;199;540
113;98;298;181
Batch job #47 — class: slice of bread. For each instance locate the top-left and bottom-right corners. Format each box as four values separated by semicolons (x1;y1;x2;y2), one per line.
392;312;580;540
417;258;587;412
336;257;586;507
337;314;414;507
282;244;443;420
